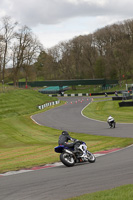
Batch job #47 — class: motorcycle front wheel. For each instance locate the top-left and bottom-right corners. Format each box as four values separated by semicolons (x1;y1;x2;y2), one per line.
86;151;96;163
60;152;75;167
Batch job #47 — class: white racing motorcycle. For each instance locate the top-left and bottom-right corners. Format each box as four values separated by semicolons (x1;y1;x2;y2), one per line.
54;140;96;167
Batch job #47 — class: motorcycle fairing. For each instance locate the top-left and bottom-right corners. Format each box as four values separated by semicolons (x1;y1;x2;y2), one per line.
54;145;74;153
54;145;64;153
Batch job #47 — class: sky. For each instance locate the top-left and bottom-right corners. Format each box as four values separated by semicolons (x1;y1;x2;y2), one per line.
0;0;133;49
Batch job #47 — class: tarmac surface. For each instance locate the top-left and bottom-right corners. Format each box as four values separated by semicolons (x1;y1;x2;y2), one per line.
32;96;133;138
0;96;133;200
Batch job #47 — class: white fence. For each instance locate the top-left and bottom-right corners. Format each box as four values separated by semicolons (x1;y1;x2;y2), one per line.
38;100;60;110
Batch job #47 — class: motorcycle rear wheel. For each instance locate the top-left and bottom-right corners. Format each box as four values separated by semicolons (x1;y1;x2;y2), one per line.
60;152;75;167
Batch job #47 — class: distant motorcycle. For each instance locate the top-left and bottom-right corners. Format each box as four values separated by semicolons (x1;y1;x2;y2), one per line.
107;118;116;128
54;140;96;167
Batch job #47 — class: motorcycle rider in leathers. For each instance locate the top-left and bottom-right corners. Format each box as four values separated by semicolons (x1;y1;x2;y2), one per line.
58;131;77;147
107;116;115;128
58;131;87;159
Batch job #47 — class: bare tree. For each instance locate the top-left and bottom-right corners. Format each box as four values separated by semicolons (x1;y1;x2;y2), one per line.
80;34;98;79
22;35;42;84
0;16;17;83
11;25;41;86
0;34;3;82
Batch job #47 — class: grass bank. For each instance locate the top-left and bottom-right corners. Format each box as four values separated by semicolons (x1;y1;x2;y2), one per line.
0;89;133;173
83;98;133;123
1;114;133;173
66;184;133;200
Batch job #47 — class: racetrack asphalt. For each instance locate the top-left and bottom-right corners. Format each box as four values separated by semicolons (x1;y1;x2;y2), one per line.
0;96;133;200
32;96;133;138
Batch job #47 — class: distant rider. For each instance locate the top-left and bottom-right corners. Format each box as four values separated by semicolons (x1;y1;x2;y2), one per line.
105;92;108;97
115;91;118;96
107;116;115;128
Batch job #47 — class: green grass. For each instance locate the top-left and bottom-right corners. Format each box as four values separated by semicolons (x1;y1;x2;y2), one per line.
1;83;132;199
64;81;127;94
1;115;132;172
0;88;57;119
0;88;60;172
0;88;133;173
66;184;133;200
83;98;133;123
65;85;102;94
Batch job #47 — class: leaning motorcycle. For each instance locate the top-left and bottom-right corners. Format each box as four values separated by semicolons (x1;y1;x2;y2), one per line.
54;140;96;167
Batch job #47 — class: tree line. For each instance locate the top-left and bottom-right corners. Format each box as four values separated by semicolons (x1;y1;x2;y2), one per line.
36;18;133;84
1;16;133;86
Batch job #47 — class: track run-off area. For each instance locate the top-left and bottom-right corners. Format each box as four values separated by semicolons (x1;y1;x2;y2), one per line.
0;96;133;200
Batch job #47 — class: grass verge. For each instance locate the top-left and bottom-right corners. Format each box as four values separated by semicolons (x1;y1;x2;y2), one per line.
83;98;133;123
66;184;133;200
0;89;133;173
0;114;133;173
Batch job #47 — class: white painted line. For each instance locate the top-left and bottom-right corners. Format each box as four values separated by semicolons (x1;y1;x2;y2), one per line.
94;154;105;157
81;101;106;123
30;115;42;126
0;170;33;176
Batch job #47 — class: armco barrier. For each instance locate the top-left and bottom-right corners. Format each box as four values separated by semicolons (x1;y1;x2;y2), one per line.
112;97;122;100
49;92;115;97
38;100;60;110
48;91;123;97
49;93;90;97
119;101;133;107
112;96;132;101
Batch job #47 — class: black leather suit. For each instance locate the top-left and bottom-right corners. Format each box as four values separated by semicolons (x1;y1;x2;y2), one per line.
58;134;77;148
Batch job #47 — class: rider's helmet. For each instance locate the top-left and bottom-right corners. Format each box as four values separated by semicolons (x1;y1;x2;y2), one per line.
108;115;114;122
62;131;69;136
108;115;112;119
